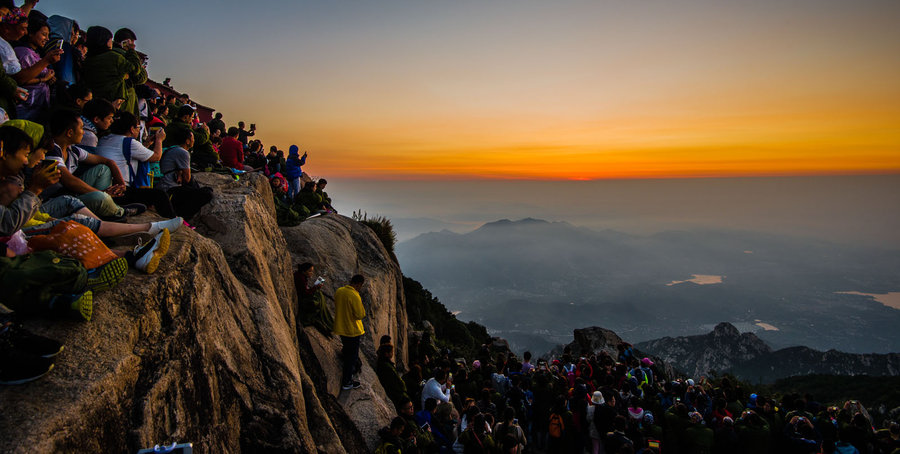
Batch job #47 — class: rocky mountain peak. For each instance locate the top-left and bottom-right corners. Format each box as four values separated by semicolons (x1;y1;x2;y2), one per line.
713;322;741;337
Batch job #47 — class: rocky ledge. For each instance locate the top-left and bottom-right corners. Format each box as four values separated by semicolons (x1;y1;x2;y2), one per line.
0;173;406;453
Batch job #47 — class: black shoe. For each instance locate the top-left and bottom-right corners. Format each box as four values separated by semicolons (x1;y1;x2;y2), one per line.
0;322;64;358
0;347;54;385
122;203;147;217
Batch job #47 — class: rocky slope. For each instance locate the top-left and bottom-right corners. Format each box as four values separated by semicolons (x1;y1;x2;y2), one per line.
0;173;405;453
637;322;900;383
636;322;772;379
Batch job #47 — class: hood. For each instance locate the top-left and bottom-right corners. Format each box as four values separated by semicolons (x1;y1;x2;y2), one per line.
48;15;75;42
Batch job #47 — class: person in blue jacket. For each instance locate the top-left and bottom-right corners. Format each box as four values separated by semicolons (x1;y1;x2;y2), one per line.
284;145;306;199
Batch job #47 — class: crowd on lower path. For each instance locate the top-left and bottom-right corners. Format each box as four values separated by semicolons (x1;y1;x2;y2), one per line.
362;338;900;454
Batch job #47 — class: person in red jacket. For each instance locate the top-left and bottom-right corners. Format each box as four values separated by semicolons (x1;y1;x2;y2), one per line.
218;127;249;171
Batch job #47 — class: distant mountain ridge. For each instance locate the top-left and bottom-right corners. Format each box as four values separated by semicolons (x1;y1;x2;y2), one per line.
636;322;900;383
397;217;900;355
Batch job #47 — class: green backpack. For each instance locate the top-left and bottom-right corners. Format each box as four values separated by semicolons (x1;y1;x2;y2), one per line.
0;251;87;316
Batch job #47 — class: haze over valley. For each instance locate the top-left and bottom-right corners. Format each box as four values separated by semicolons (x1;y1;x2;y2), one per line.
386;175;900;355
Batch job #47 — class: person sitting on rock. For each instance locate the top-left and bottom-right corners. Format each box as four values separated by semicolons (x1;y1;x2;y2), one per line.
295;180;326;216
293;262;333;334
376;416;413;454
43;109;145;221
79;98;116;149
376;342;409;411
396;396;436;453
314;178;336;213
95;111;178;218
155;126;213;222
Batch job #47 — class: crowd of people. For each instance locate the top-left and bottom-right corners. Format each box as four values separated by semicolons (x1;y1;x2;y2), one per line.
0;0;333;386
366;340;900;454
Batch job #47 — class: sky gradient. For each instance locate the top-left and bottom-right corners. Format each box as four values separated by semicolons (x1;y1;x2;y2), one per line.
45;0;900;180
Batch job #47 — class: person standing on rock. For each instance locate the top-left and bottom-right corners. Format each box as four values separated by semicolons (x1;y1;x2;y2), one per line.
334;274;366;390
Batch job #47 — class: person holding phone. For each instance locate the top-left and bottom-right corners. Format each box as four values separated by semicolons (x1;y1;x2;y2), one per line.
12;18;62;120
81;26;147;116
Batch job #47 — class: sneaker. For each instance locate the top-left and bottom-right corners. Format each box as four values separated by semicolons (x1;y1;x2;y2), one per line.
134;229;170;274
0;322;64;358
148;217;183;236
0;348;54;385
86;257;128;292
341;380;362;390
122;203;147;217
71;291;93;321
48;292;93;321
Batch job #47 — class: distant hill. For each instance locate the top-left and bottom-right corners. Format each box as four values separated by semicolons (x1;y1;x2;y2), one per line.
397;217;900;355
636;322;771;379
636;322;900;383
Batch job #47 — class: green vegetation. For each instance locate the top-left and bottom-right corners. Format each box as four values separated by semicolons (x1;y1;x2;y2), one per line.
403;276;490;360
352;210;397;258
765;375;900;415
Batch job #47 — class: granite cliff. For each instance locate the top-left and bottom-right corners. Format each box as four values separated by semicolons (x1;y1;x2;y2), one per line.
636;322;900;383
0;173;406;453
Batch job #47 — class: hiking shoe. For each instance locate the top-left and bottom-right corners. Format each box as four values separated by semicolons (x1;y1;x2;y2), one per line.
0;348;54;385
148;217;183;236
341;380;362;390
0;322;63;358
122;203;147;217
134;229;169;274
71;291;93;321
86;257;128;292
48;292;93;321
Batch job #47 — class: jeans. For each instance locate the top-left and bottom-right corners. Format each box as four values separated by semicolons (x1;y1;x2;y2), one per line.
74;164;112;191
22;214;101;237
40;195;86;218
340;335;362;386
78;191;123;218
288;177;301;199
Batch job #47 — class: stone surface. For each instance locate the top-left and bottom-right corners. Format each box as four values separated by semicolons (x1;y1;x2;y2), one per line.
0;173;403;453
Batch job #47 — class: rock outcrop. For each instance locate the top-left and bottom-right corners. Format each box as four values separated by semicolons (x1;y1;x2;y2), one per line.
0;173;405;453
637;322;900;383
636;322;772;379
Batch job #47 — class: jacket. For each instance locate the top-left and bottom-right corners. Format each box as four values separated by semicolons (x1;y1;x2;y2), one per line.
333;284;365;337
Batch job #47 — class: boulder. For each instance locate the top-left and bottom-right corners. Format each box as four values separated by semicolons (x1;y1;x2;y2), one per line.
0;173;403;453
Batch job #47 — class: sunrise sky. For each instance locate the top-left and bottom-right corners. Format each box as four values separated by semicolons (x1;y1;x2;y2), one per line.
47;0;900;180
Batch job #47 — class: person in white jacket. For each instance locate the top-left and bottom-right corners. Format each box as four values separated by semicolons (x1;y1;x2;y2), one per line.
420;369;451;409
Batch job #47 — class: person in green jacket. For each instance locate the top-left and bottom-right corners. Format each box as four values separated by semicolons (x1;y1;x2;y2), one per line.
376;343;410;411
295;180;325;215
735;410;771;454
81;26;147;116
683;411;715;454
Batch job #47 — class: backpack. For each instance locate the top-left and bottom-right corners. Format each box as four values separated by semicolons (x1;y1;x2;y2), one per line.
549;413;565;438
0;251;87;316
122;137;155;188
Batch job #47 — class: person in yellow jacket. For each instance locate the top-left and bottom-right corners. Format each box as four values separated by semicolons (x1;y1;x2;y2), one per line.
334;274;366;390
